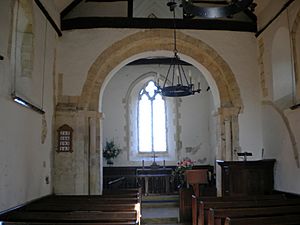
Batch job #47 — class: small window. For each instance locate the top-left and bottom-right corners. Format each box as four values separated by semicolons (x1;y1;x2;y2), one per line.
138;81;167;152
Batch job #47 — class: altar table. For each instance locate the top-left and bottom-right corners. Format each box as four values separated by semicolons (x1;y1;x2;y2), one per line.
136;168;172;195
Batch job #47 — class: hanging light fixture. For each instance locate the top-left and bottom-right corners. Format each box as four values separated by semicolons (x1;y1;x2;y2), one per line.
156;0;201;97
182;0;254;19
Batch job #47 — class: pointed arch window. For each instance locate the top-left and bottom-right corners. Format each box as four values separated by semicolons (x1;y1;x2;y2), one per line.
138;81;167;153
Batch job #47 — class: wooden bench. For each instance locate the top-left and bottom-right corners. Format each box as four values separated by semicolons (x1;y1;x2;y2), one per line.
18;197;141;223
1;211;137;222
34;198;139;204
1;222;137;225
198;198;300;225
191;194;287;225
208;205;300;225
0;190;142;225
22;202;137;212
224;214;300;225
38;195;140;202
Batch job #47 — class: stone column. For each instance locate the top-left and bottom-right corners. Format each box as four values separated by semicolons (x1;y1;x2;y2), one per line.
54;109;89;195
215;107;241;196
88;111;103;195
54;107;103;195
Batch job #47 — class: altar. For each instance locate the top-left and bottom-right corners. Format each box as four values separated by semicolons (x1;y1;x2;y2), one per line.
136;168;173;195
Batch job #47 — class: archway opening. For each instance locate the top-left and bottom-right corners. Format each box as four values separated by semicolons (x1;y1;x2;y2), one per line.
101;53;219;168
78;29;242;195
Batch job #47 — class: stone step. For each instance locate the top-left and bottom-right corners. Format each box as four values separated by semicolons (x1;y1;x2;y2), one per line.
143;202;179;208
142;194;179;202
142;194;179;207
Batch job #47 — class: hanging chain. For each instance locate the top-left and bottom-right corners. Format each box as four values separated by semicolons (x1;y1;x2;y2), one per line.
173;9;177;53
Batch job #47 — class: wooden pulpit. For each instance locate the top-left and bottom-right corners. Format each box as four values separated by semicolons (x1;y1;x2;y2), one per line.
185;169;208;197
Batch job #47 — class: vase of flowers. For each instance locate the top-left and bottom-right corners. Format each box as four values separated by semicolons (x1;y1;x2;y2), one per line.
172;158;194;189
103;140;121;165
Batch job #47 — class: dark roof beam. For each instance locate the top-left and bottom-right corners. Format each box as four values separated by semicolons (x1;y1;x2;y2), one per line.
61;17;257;32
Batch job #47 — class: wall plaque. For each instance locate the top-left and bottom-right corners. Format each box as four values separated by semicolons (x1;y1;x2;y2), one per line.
57;124;73;153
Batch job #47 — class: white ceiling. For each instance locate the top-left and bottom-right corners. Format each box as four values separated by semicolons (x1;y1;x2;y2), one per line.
53;0;73;12
254;0;272;15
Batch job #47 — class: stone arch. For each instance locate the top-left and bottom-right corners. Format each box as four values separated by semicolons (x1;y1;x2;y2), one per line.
271;26;293;104
55;30;244;195
291;9;300;100
79;29;243;114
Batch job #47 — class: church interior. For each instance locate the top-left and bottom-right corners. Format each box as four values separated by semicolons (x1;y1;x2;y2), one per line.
1;0;300;224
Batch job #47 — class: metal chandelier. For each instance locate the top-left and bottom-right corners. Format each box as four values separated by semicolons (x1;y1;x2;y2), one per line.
156;1;201;97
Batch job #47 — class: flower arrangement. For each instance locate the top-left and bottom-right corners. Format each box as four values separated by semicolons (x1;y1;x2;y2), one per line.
172;158;194;189
103;140;121;164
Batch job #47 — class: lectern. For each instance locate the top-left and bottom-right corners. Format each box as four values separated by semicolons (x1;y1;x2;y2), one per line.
185;169;208;197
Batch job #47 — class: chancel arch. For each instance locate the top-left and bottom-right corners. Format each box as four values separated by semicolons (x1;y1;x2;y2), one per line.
80;30;242;112
55;30;243;195
81;29;243;160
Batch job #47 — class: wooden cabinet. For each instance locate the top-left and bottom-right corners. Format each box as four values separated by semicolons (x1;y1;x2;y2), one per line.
217;159;275;196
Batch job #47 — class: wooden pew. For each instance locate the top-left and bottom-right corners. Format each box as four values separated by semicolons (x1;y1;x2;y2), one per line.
38;195;140;202
208;205;300;225
52;193;140;198
22;202;137;212
1;211;137;222
0;189;142;225
224;214;300;225
198;198;300;225
21;195;141;216
34;198;139;204
191;194;287;225
1;222;137;225
1;208;139;225
18;197;141;224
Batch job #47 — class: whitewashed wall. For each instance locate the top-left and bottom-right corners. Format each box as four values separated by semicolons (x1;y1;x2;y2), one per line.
57;28;263;160
101;64;213;166
259;1;300;194
0;1;56;211
183;30;262;159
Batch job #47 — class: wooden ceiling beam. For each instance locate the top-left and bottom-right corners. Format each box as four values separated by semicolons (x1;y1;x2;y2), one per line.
61;17;257;32
128;58;191;66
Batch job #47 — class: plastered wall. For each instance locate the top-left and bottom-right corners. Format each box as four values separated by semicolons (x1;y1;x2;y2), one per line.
0;0;57;211
258;1;300;194
101;64;214;166
57;28;263;158
55;26;264;195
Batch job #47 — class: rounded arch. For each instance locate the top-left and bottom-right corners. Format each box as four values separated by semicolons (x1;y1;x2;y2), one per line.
292;9;300;100
271;26;293;103
79;29;243;112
